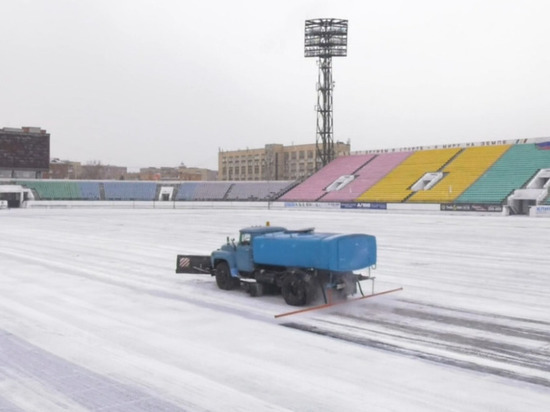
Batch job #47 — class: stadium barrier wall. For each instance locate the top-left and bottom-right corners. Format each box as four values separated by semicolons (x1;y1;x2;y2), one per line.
21;200;522;216
23;200;278;210
21;200;445;214
387;203;441;212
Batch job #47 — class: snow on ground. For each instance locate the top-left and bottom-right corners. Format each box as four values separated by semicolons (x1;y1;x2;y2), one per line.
0;207;549;411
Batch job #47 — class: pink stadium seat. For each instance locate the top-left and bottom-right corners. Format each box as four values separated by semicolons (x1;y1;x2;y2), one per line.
280;155;375;201
323;152;412;201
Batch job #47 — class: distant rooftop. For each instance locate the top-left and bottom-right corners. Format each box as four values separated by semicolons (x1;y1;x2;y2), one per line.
1;127;48;135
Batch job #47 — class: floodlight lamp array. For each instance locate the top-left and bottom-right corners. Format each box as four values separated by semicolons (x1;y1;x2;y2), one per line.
304;18;348;58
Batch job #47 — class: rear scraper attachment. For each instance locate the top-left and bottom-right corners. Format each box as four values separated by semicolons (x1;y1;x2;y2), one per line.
275;275;402;318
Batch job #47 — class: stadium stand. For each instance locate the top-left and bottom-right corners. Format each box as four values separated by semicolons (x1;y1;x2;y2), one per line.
18;180;81;200
9;180;295;202
9;140;549;208
322;152;411;202
192;182;232;200
103;182;157;200
409;145;510;203
225;181;293;201
358;148;462;202
175;182;199;201
280;155;374;201
78;181;101;200
457;143;550;204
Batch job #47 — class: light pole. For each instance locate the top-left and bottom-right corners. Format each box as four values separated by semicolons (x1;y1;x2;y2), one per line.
305;18;348;169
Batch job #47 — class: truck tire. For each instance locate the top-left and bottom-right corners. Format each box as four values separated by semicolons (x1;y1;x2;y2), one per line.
281;273;313;306
215;261;239;290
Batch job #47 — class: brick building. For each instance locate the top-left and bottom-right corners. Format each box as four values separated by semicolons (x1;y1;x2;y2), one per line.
137;165;217;181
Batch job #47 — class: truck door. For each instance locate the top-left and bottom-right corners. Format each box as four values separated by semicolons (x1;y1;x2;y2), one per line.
236;232;254;273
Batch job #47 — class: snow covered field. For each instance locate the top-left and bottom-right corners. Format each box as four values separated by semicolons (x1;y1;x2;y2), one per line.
1;207;549;411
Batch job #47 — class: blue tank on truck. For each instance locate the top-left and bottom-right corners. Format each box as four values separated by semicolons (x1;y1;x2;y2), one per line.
253;231;376;272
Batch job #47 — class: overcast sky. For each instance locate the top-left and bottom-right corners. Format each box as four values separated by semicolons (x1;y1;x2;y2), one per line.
1;0;549;170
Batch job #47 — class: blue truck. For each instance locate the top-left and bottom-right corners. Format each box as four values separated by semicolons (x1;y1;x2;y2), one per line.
176;224;377;306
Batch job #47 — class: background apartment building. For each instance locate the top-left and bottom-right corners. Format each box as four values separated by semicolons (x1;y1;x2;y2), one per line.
218;142;350;181
0;127;50;178
46;160;127;180
137;165;217;181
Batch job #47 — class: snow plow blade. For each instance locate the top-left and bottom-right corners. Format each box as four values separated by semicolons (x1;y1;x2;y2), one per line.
274;287;403;319
175;255;212;274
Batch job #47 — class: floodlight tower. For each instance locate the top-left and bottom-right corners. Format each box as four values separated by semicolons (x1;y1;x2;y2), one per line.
305;18;348;169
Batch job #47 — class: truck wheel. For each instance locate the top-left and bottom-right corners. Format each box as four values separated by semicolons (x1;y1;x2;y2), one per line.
281;274;312;306
215;261;239;290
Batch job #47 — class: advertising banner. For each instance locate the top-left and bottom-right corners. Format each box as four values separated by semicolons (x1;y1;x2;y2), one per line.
284;202;340;209
440;203;503;212
340;202;387;210
531;205;550;217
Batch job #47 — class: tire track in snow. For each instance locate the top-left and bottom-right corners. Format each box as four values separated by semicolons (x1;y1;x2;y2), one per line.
399;298;550;329
281;299;550;388
0;330;187;411
327;315;550;372
282;321;550;388
0;248;273;323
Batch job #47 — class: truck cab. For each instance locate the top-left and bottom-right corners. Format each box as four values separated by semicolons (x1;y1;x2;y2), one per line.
211;225;287;277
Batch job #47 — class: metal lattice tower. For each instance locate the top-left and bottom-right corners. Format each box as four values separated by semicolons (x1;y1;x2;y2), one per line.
305;18;348;169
